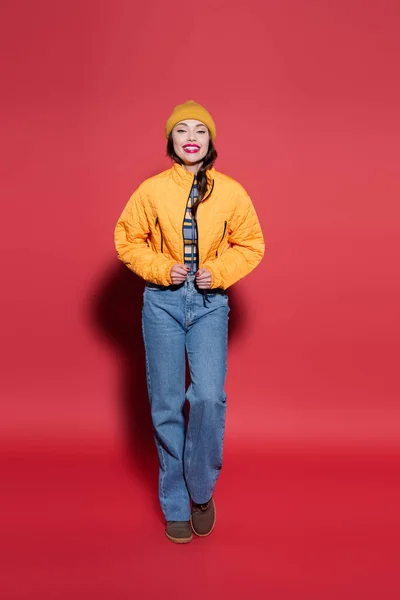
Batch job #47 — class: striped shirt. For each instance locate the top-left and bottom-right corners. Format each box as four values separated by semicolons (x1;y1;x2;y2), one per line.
183;176;199;272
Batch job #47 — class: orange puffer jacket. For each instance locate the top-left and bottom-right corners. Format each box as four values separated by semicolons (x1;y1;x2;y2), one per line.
114;162;265;289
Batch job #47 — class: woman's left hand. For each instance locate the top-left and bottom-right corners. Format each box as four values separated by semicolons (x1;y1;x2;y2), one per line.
196;268;212;289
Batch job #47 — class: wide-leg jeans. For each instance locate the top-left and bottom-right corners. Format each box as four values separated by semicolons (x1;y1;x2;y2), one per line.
142;274;229;521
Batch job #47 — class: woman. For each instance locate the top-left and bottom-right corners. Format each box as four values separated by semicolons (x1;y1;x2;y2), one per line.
114;100;264;543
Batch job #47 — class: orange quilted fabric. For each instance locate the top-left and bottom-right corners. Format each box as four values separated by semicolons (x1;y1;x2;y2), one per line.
115;162;264;289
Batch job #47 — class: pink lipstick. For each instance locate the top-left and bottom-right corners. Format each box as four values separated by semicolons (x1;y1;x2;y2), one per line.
183;144;200;154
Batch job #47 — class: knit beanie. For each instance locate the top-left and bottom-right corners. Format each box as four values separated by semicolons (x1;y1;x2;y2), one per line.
165;100;216;142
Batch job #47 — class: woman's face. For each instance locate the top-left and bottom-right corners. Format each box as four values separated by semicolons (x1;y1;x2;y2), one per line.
171;119;210;166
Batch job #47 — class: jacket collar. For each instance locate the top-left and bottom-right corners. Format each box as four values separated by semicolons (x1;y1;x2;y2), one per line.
171;161;215;193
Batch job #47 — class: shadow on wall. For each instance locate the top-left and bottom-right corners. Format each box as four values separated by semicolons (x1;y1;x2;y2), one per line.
92;263;245;514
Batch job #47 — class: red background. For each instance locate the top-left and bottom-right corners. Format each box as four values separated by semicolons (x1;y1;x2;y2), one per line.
1;1;399;598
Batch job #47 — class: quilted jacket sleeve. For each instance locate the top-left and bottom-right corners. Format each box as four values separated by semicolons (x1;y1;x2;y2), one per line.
114;185;176;285
203;189;265;290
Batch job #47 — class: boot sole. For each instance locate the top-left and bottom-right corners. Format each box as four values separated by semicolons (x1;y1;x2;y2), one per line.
165;531;193;544
190;499;216;537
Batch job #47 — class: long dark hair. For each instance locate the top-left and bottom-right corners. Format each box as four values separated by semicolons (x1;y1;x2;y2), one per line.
167;133;217;217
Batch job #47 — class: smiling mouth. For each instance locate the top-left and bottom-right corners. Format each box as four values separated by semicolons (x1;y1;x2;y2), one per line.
183;145;200;153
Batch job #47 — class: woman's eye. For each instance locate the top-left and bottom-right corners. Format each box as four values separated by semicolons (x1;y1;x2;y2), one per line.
197;130;206;134
177;129;186;133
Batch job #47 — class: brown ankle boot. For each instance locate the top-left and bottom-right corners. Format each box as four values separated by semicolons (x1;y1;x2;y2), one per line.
165;521;193;544
191;498;216;537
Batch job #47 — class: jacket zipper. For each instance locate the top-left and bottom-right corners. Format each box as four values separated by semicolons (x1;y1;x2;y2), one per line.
216;220;228;257
155;216;164;253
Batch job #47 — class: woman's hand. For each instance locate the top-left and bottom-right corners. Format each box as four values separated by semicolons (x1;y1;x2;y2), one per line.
196;268;212;289
170;264;190;285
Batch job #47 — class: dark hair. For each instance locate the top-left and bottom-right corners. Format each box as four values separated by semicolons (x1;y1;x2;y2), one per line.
167;132;217;217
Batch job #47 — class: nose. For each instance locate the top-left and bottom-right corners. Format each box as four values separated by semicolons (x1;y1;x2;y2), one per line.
188;131;197;141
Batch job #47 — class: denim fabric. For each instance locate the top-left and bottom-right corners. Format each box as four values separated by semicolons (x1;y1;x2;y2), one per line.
142;273;229;521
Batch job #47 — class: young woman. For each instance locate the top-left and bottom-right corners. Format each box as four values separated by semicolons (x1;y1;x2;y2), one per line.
114;100;264;543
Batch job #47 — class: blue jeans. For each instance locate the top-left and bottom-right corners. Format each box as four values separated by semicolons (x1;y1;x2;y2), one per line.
142;273;229;521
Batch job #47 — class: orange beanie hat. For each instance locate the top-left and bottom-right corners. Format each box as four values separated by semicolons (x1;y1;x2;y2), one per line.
165;100;216;142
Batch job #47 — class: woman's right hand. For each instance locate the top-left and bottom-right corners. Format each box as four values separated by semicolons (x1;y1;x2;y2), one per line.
170;264;190;285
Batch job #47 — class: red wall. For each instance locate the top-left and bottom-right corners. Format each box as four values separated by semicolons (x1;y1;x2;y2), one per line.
1;0;399;448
